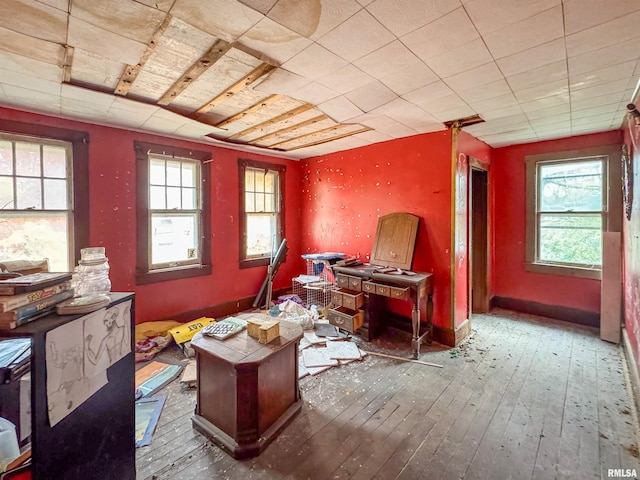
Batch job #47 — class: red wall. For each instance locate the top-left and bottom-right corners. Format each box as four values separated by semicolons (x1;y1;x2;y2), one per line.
0;107;303;323
622;115;640;375
300;131;453;329
492;130;622;313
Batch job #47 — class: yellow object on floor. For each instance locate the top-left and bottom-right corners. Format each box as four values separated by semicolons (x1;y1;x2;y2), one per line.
134;320;181;342
168;317;216;344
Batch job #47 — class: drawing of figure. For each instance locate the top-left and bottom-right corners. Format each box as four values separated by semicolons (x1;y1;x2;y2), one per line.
48;341;83;410
85;306;127;365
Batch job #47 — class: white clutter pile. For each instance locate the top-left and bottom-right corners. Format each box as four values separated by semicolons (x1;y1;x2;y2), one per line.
298;328;367;379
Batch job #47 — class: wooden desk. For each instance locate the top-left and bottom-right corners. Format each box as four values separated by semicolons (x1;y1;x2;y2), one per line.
190;321;303;459
332;265;434;358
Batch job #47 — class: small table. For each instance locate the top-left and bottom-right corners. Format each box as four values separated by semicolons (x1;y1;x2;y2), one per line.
190;320;303;459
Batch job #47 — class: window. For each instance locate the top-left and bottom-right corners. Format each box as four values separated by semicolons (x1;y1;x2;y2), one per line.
238;159;285;268
525;145;621;279
0;121;89;271
135;141;211;284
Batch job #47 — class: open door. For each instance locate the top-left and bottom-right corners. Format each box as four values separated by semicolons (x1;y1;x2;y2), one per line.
470;162;489;313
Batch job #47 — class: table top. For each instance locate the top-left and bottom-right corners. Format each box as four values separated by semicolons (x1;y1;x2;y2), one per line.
191;318;303;366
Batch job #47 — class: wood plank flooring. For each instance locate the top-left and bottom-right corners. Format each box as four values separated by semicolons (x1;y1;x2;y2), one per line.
136;309;640;479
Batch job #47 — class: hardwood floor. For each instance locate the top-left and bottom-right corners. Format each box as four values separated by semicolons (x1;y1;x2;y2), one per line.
136;309;640;479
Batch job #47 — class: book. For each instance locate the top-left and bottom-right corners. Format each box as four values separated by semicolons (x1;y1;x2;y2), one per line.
0;272;72;296
0;281;72;313
0;289;74;323
0;305;57;330
201;317;247;340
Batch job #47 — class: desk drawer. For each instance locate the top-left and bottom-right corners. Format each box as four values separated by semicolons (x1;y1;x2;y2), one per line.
362;281;376;293
328;307;364;333
375;284;391;297
330;288;364;310
335;274;363;292
390;286;410;300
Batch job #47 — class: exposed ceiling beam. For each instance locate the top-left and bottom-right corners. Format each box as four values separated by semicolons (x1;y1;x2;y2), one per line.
270;124;371;151
253;114;329;145
228;103;314;140
213;94;282;129
157;39;232;106
114;14;173;96
194;62;276;115
63;45;74;83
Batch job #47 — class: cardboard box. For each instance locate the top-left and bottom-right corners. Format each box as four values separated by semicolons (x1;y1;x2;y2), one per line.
247;317;280;344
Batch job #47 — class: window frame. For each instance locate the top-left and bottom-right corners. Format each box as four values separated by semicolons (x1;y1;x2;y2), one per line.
238;158;286;269
135;141;211;285
525;145;622;279
0;119;89;270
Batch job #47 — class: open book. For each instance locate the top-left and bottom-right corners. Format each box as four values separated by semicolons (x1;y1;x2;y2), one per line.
201;317;247;340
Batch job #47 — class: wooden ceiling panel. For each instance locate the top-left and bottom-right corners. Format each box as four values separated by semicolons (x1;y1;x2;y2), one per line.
255;116;337;146
205;88;273;119
270;123;371;150
234;104;319;141
71;48;126;90
70;0;166;43
0;25;65;67
125;0;174;12
1;0;68;44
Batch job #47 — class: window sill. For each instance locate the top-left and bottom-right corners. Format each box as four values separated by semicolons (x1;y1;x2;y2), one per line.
136;264;212;285
524;262;601;280
239;257;271;269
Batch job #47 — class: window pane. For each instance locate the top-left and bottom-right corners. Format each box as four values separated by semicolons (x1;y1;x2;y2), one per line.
255;192;264;212
245;169;254;191
167;187;181;209
182;187;196;209
245;192;255;213
0;141;12;175
150;186;165;209
255;170;264;193
15;142;40;177
166;160;181;186
0;177;13;208
151;214;198;265
182;163;195;187
265;171;275;193
246;213;276;257
43;179;67;209
264;193;275;212
16;177;42;209
0;212;70;271
150;159;165;185
539;213;602;265
42;145;67;178
539;160;603;212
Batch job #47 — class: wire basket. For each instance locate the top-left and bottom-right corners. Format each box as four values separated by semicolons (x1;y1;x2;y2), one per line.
292;259;336;308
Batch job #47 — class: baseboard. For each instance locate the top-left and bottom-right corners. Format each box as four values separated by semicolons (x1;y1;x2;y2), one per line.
622;327;640;415
491;296;600;328
165;287;289;323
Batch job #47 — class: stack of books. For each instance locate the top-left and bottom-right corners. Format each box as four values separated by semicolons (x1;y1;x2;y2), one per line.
0;272;74;329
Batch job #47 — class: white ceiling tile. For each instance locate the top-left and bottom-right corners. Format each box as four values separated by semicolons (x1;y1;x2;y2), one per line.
563;0;640;35
71;0;166;43
354;128;393;143
317;10;395;62
444;63;504;91
570;61;637;92
567;38;640;76
0;68;60;95
371;97;442;131
60;83;114;108
571;104;619;121
529;113;571;128
254;68;311;96
1;84;62;112
513;79;568;103
366;0;460;37
520;93;570;112
60;97;111;119
37;0;69;12
571;92;625;111
239;17;313;64
0;50;62;83
318;96;363;122
525;103;570;120
68;16;146;66
291;81;340;105
345;81;396;112
457;79;513;103
570;78;629;102
483;6;564;59
467;92;518;111
479;104;524;120
267;0;361;40
173;120;219;137
422;39;493;78
496;38;566;77
400;8;479;60
0;26;65;67
506;61;567;92
71;48;125;90
170;0;264;42
281;43;348;80
464;0;560;35
421;94;469;115
379;62;439;95
565;10;640;57
315;64;374;95
237;0;279;15
403;81;454;106
353;40;422;80
432;105;477;123
1;0;67;43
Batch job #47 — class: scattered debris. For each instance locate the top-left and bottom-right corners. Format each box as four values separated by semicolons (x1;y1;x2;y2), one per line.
361;350;443;368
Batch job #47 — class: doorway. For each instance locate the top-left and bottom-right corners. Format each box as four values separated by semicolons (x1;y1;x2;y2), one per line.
470;163;489;313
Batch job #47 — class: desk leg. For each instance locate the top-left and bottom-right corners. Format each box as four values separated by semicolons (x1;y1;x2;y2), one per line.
426;292;433;346
411;290;420;359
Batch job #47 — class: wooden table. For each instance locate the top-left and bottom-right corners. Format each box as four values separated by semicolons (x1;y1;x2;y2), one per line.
332;265;434;359
190;320;303;459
